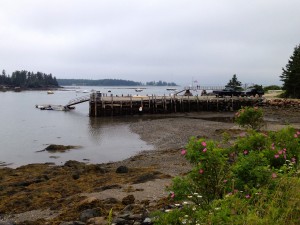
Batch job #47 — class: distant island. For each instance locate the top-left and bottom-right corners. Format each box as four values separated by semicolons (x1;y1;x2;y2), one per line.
57;79;177;86
0;69;178;90
0;70;58;89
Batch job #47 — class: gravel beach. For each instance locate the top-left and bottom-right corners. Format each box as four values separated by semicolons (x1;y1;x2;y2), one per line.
1;108;300;224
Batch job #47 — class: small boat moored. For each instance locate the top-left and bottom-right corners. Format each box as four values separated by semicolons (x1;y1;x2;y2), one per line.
47;90;54;94
35;104;75;111
135;88;143;92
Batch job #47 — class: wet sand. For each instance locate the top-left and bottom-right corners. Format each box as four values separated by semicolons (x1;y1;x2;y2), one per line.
1;108;300;224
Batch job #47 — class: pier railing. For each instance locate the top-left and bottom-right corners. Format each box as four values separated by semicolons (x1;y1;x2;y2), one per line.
65;95;90;107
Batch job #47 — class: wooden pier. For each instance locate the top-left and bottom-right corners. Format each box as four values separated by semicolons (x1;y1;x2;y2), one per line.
88;92;264;117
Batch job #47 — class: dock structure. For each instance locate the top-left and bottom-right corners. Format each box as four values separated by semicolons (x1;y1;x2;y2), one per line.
88;92;263;117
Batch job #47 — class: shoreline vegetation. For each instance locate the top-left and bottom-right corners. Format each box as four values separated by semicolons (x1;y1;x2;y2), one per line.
0;106;300;224
0;69;178;90
57;79;178;87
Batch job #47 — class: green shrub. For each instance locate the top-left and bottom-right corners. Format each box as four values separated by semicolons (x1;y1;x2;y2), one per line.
235;106;264;130
153;127;300;225
172;138;231;206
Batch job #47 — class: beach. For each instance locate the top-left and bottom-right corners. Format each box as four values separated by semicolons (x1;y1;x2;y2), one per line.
1;107;300;224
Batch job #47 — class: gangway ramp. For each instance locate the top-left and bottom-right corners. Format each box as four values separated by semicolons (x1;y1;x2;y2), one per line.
65;95;90;107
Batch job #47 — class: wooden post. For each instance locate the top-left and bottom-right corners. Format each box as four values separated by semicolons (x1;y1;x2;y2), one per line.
206;96;209;111
174;95;177;113
188;95;190;112
181;96;183;112
120;100;123;115
102;97;105;116
163;94;166;112
155;95;157;113
148;96;151;113
111;95;114;116
130;95;133;115
94;93;97;117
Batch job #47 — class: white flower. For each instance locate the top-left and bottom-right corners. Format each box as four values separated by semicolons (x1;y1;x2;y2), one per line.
197;195;203;198
165;209;172;212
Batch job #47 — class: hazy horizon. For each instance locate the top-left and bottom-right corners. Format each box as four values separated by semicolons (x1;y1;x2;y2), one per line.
1;0;300;86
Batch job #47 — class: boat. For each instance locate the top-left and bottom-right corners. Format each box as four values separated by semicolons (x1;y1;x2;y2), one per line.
47;90;54;94
166;88;177;91
135;88;143;92
36;104;75;111
82;90;89;93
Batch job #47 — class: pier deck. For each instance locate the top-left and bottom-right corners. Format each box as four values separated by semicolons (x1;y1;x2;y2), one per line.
89;93;263;117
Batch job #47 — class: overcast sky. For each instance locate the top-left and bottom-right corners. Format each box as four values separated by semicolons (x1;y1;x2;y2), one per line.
0;0;299;86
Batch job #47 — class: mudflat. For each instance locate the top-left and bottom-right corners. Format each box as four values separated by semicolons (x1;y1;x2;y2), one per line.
0;108;299;224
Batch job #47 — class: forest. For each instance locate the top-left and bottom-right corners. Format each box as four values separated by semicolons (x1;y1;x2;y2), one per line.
57;79;177;86
0;70;58;88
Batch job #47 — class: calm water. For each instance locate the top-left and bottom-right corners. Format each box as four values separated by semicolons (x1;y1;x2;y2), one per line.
0;86;190;168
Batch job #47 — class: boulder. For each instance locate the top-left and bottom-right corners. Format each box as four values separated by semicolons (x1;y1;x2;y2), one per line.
116;166;128;173
122;195;135;205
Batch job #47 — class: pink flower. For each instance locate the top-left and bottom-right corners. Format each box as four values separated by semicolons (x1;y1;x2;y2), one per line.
239;132;246;137
291;157;296;163
223;179;228;183
202;148;207;152
201;141;207;147
199;169;204;174
271;143;275;150
245;194;251;199
278;150;283;155
181;149;187;155
170;192;175;198
297;131;300;135
274;154;279;159
272;173;277;179
243;150;248;155
294;134;298;138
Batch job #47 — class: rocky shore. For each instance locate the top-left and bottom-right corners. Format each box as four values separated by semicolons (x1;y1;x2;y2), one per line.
1;107;300;225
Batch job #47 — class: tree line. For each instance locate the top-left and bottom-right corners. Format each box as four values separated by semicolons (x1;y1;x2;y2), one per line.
145;80;177;86
0;70;58;88
57;79;142;86
57;79;178;86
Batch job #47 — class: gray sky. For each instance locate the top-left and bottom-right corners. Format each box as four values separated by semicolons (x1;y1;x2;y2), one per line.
0;0;299;86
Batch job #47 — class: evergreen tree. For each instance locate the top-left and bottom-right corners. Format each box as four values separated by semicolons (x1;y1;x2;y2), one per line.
280;44;300;98
226;74;242;90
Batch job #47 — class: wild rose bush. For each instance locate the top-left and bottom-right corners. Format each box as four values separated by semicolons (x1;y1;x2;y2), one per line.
153;127;300;224
235;106;264;130
172;138;231;206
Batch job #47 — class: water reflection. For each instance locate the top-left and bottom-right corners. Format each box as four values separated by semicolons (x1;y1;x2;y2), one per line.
87;117;154;163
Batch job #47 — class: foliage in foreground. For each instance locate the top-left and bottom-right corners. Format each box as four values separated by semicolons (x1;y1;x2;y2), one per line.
235;106;264;130
152;127;300;225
